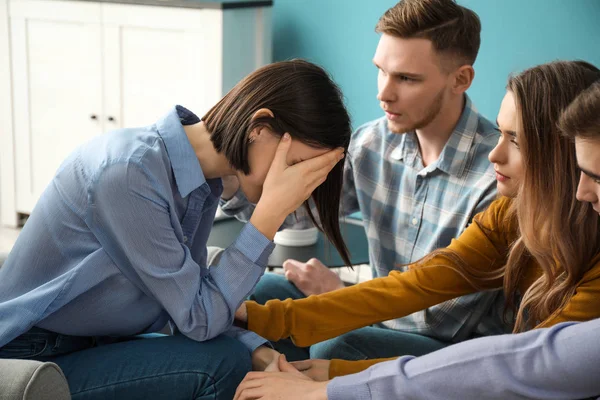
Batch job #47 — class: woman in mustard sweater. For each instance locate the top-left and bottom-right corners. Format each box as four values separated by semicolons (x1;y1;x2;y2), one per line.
235;60;600;383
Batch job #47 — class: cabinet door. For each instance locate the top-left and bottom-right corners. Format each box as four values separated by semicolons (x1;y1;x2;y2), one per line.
10;0;104;214
102;4;223;128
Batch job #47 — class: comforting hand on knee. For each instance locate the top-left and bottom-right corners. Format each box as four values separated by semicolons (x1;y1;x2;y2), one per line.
290;359;331;381
234;354;329;400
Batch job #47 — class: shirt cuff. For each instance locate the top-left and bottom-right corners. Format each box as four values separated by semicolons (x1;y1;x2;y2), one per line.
327;375;371;400
209;223;275;311
224;326;271;353
233;222;275;265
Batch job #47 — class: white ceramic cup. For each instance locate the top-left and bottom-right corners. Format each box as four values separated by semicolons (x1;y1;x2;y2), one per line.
273;227;319;247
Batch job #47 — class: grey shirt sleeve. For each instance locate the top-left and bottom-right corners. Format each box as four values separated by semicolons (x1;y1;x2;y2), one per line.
328;319;600;400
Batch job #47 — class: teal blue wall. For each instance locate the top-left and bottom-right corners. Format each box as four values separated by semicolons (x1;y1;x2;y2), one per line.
272;0;600;127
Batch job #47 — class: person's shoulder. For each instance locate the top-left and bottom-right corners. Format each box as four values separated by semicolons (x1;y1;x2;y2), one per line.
112;125;163;159
477;196;514;226
582;246;600;279
460;109;498;175
487;196;515;223
350;116;388;151
104;125;165;165
472;112;499;147
489;196;512;211
352;116;388;138
82;125;168;183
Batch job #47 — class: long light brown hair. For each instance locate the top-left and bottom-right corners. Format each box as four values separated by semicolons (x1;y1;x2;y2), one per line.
416;61;600;332
503;61;600;331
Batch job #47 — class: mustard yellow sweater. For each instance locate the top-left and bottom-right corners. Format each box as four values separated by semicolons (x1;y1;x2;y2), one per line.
246;197;600;377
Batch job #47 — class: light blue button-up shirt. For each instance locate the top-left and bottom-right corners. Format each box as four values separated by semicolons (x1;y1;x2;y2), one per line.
0;106;274;352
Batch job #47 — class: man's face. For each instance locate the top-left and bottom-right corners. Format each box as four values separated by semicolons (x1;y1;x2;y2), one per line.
575;136;600;215
373;34;451;133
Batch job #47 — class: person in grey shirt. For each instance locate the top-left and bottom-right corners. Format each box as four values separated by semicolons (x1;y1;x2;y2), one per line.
232;75;600;400
234;319;600;400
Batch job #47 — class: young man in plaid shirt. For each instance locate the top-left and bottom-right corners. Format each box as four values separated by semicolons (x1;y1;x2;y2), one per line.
222;0;503;361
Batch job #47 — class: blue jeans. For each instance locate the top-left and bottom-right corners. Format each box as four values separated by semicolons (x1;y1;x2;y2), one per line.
0;327;251;400
250;273;450;361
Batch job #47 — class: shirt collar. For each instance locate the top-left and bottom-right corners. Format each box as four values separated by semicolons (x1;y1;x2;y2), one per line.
155;106;206;198
390;95;480;177
390;131;419;169
436;95;480;177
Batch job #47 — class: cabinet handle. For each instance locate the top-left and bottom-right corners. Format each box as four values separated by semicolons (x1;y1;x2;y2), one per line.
90;114;98;120
108;116;116;122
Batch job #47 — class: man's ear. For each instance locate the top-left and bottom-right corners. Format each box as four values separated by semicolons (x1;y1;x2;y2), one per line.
452;65;475;95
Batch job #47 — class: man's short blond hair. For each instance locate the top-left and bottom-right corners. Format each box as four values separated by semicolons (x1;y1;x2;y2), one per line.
376;0;481;68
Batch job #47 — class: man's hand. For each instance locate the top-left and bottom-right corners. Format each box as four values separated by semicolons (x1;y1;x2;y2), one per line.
235;354;329;400
283;258;345;296
290;359;331;382
251;346;281;371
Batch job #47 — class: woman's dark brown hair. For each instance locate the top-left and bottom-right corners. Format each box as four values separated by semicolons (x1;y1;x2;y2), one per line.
203;59;352;266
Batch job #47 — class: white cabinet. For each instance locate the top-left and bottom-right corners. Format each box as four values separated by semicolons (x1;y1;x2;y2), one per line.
1;0;272;224
9;2;104;215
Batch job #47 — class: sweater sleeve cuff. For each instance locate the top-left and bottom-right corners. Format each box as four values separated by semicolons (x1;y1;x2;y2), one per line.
246;299;286;341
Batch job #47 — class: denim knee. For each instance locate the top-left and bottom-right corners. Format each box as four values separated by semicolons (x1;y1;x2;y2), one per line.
203;336;251;386
52;333;252;400
249;273;304;304
173;335;252;400
310;332;368;361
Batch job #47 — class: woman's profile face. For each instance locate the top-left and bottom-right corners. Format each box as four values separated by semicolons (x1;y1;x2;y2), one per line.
488;91;524;198
237;127;331;203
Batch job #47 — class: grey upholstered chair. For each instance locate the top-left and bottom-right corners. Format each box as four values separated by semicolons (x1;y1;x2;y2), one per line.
0;252;71;400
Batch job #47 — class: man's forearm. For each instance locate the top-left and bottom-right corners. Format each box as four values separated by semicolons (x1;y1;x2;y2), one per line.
328;320;600;400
